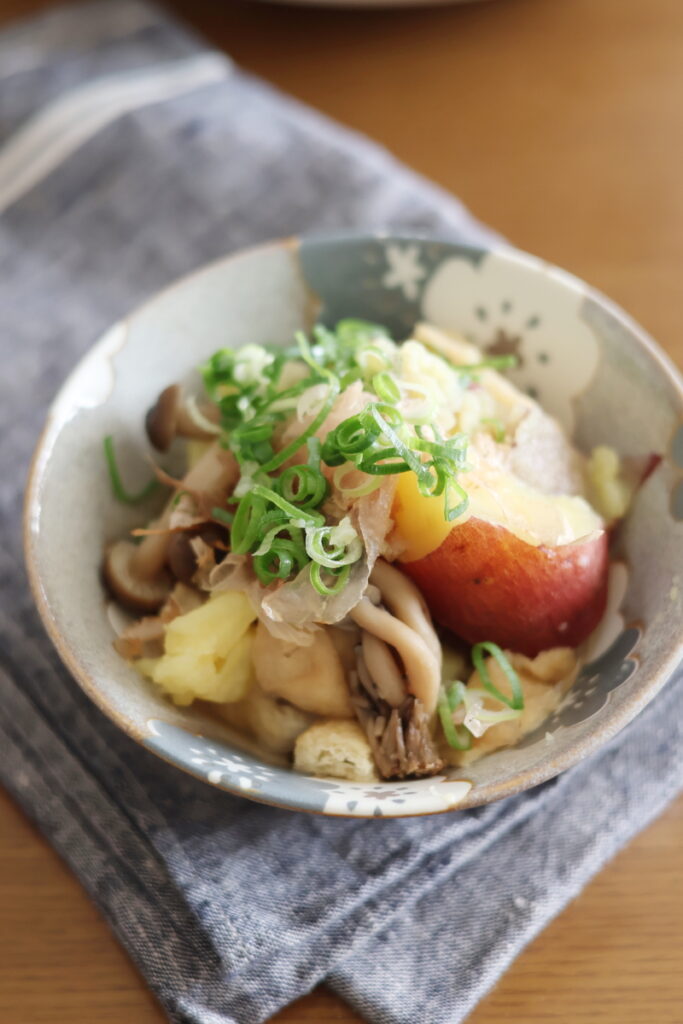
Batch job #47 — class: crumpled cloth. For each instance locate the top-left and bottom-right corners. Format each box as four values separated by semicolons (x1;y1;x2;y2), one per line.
0;4;681;1023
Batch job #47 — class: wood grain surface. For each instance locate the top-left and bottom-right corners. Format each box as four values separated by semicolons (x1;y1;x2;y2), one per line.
2;0;682;1022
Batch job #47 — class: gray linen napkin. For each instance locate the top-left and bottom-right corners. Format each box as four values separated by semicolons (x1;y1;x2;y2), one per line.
1;4;681;1024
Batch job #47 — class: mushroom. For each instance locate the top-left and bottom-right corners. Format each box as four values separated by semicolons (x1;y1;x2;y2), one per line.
166;531;198;584
145;385;220;451
350;667;444;781
328;624;362;676
112;583;204;660
105;443;239;613
113;615;166;660
349;598;440;715
360;631;405;708
159;582;204;623
346;560;445;779
189;536;221;589
167;525;227;585
182;442;239;508
104;539;172;613
369;559;442;666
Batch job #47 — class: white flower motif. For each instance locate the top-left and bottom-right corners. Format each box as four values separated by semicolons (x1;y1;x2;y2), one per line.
316;775;472;817
421;252;600;433
382;244;426;301
188;743;275;791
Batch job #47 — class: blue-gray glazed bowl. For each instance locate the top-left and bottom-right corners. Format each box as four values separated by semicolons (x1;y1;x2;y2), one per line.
25;234;683;816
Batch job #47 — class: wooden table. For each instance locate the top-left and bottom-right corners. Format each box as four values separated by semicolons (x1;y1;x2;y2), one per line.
2;0;682;1021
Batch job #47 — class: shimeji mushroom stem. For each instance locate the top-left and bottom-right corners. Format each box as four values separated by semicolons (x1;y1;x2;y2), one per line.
360;631;405;708
146;384;220;451
370;559;442;666
351;559;443;714
130;507;172;578
129;442;238;580
183;442;238;495
350;597;440;715
176;401;220;439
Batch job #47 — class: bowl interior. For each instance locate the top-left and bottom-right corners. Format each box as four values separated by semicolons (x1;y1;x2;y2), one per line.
25;235;683;816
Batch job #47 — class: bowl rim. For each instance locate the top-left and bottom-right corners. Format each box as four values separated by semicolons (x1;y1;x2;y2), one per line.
24;231;683;817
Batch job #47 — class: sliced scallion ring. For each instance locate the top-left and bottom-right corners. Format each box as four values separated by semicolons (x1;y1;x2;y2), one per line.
471;642;524;711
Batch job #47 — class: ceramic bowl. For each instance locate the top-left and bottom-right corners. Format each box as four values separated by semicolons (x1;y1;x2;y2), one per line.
25;234;683;817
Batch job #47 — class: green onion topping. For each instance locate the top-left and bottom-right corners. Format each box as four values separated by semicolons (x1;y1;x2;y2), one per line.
481;417;507;443
455;355;519;373
211;506;234;526
200;320;517;592
438;682;473;750
471;642;524;710
438;644;524;749
104;436;159;505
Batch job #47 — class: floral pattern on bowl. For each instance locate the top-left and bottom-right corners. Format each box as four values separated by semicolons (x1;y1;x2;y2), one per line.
420;252;599;432
25;233;683;816
146;720;472;816
516;627;640;752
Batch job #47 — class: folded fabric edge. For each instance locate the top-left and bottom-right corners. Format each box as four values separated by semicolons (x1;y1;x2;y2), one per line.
1;4;680;1024
0;0;164;80
0;607;563;1023
325;663;683;1024
0;662;239;1024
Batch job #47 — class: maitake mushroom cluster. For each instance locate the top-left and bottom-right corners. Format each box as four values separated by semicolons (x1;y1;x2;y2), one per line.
349;560;444;779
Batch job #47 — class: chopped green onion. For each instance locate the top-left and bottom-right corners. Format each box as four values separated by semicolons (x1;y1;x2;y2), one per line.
253;537;308;585
230;492;267;554
235;421;273;444
461;687;522;735
372;371;401;404
277;464;329;509
307;435;322;468
438;683;472;750
455;355;518;373
332;464;384;499
195;320;480;594
356;343;394;376
309;561;351;596
103;436;159;505
322;411;382;465
355;446;413;475
305;518;363;569
471;642;524;710
211;506;234;526
295;330;326;376
368;404;431;486
444;480;469;522
252;524;289;557
447;680;468;712
251;484;324;526
399;382;439;425
200;348;234;400
335;318;390;348
260;377;340;473
482;417;506;443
